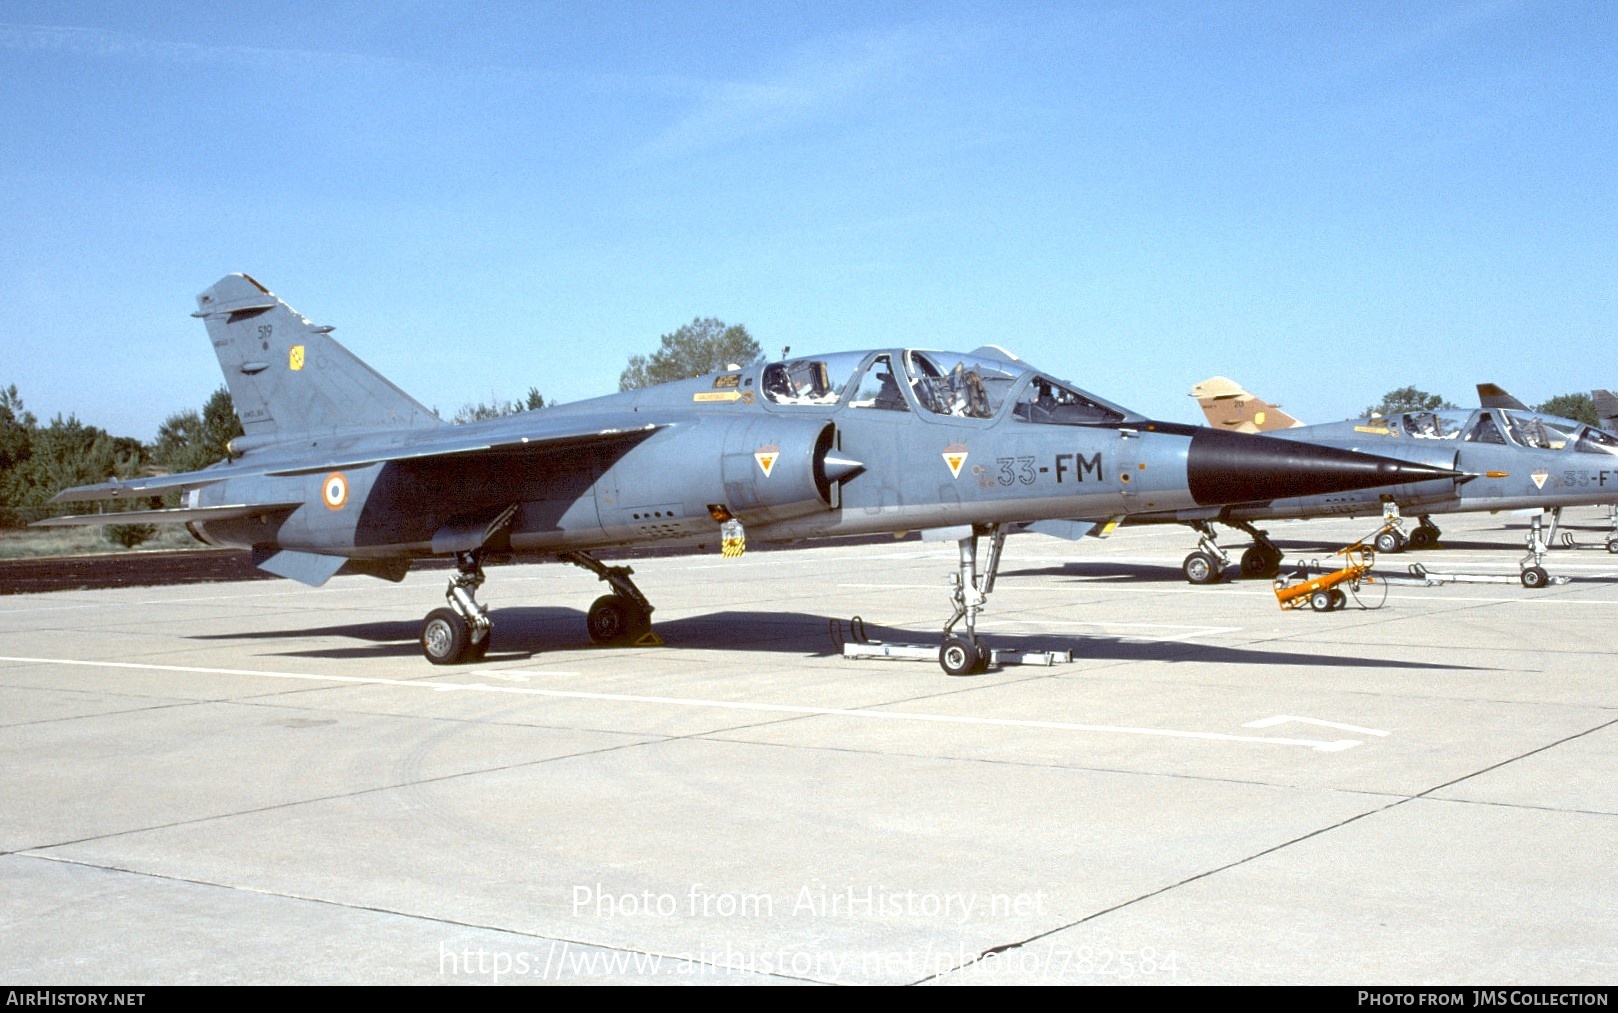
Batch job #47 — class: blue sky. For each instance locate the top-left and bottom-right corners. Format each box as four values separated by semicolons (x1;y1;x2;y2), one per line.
2;1;1613;439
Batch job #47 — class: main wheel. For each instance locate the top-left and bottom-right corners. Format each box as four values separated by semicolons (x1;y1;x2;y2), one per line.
587;594;650;645
422;607;472;665
1309;590;1334;611
1521;566;1550;589
971;641;992;675
1183;551;1221;585
1374;530;1405;554
1240;546;1280;578
1606;538;1618;555
1405;526;1434;550
939;635;981;676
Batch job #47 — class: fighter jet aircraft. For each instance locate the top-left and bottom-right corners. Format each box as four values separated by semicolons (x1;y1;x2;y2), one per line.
1177;376;1618;587
41;275;1462;673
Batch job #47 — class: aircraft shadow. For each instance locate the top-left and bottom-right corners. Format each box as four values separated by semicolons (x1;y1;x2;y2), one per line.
192;607;1485;671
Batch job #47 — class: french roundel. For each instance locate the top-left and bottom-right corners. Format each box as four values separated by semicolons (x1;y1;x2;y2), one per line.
322;472;349;510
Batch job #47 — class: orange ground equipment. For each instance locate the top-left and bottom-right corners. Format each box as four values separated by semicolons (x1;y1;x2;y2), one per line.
1272;540;1384;612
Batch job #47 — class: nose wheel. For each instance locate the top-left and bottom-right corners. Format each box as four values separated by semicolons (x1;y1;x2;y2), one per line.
939;634;990;676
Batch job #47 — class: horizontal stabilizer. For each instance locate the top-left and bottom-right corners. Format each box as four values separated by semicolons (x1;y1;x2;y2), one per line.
249;548;411;586
31;502;299;528
252;548;348;586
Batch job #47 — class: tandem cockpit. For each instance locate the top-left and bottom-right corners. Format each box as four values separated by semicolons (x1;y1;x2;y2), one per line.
759;347;1138;427
1385;408;1618;457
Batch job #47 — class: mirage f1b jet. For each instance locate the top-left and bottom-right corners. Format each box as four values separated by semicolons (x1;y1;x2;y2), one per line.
1180;376;1618;588
42;276;1461;673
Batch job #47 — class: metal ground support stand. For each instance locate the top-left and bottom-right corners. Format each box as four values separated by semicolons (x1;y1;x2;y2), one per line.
559;551;662;645
1392;562;1570;587
1182;521;1231;584
1549;508;1618;555
830;616;1072;671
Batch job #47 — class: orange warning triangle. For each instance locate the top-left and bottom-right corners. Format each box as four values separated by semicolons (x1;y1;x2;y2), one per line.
755;452;778;477
943;451;967;479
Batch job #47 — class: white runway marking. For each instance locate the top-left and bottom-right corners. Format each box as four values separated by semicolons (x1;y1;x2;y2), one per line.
0;655;1364;752
1245;715;1391;737
977;619;1242;642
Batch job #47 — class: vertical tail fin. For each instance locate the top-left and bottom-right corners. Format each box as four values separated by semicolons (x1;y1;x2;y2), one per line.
1593;389;1618;434
1476;383;1529;411
1189;376;1303;432
194;274;441;441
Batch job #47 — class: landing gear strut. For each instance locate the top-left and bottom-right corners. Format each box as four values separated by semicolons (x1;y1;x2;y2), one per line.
1520;508;1561;589
1182;521;1229;584
561;551;657;645
421;549;493;665
940;525;1005;675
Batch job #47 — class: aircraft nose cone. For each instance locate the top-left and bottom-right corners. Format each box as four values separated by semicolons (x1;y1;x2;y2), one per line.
821;454;866;484
1185;428;1462;506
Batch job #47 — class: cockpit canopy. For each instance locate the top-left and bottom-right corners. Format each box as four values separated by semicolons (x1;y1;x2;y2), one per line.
1388;408;1618;456
759;348;1136;426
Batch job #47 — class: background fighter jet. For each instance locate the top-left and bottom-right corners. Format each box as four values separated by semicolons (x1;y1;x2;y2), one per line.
1189;376;1303;433
43;276;1459;673
1176;376;1618;588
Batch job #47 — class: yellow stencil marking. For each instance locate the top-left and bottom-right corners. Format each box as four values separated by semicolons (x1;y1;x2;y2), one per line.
289;345;305;371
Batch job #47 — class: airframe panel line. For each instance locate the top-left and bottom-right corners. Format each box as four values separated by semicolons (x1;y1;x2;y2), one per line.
0;655;1365;752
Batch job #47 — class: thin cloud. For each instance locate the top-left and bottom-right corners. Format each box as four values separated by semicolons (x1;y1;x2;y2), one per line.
646;25;962;157
0;22;411;74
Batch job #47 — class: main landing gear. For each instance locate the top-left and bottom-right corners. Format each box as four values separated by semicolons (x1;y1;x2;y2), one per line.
561;551;658;646
1182;512;1443;587
939;525;1006;675
1182;520;1284;583
422;550;493;665
417;549;660;664
1369;504;1442;555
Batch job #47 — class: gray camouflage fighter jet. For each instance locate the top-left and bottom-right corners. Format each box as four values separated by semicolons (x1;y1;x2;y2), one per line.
1180;376;1618;587
42;276;1463;673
